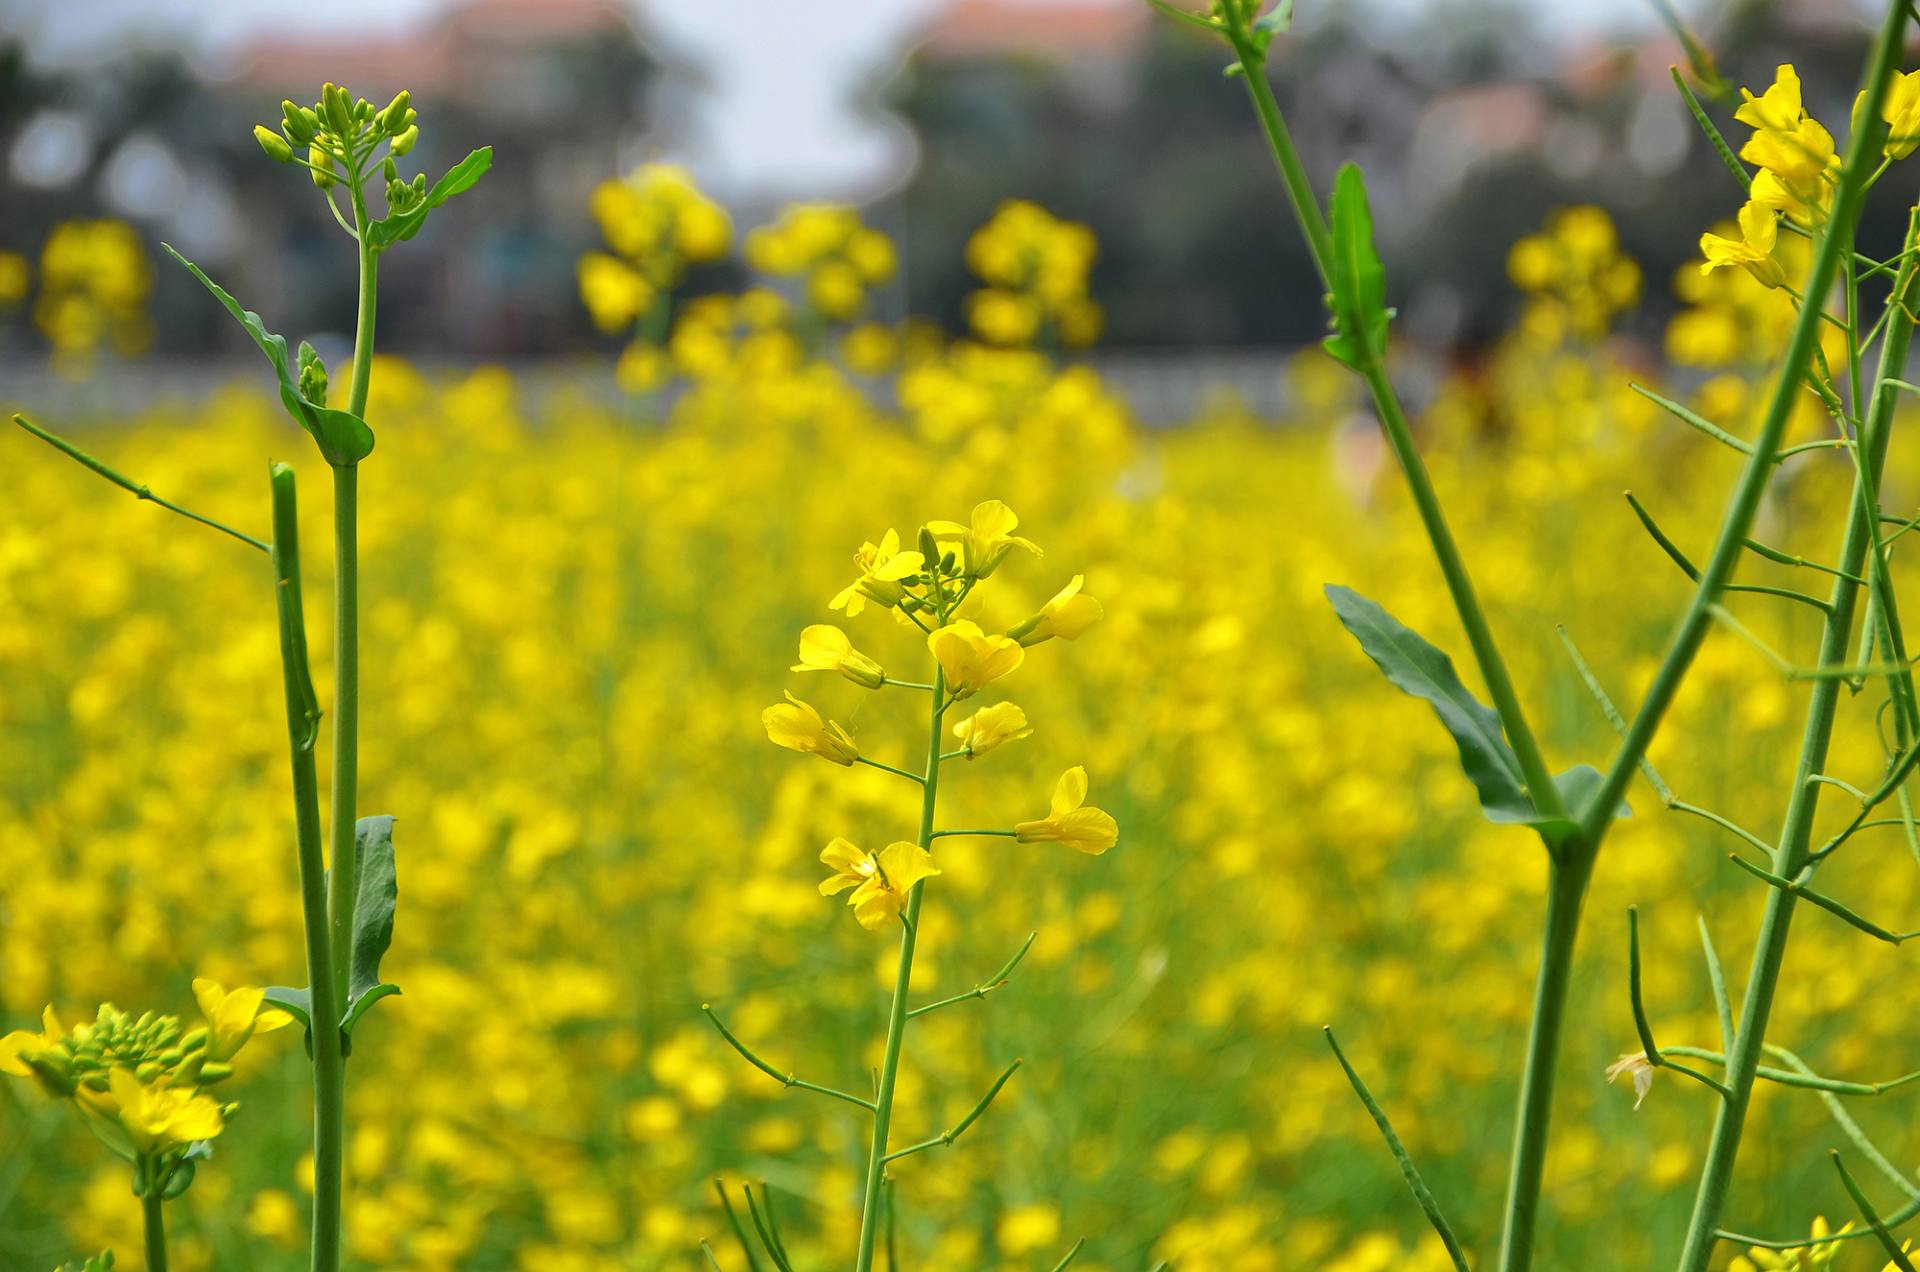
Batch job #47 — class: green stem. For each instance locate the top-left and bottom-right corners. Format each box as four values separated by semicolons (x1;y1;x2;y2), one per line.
1226;27;1564;824
1494;847;1595;1271
853;663;946;1272
143;1191;168;1272
269;465;345;1272
1673;19;1915;1264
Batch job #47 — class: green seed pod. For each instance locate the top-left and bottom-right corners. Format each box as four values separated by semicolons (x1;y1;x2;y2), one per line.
254;125;294;163
281;98;314;144
390;123;419;157
309;142;337;190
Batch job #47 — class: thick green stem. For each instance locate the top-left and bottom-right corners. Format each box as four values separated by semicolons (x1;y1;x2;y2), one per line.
854;664;946;1272
269;466;346;1272
1494;847;1595;1271
1674;131;1917;1272
1228;31;1565;823
142;1191;168;1272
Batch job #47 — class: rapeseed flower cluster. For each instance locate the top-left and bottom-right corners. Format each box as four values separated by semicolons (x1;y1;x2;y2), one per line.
964;199;1102;349
31;220;153;368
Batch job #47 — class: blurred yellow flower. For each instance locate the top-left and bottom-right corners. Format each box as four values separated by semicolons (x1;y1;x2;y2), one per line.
0;250;28;305
0;1006;63;1081
1882;69;1920;160
1015;766;1118;855
1700;204;1783;289
927;620;1024;698
192;979;294;1063
762;692;858;765
829;529;924;617
103;1067;224;1154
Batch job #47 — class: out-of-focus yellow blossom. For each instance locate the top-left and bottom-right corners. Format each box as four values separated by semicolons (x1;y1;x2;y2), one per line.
0;1007;66;1091
829;529;924;616
745;204;895;321
952;702;1033;759
1015;767;1119;855
791;624;885;688
1699;204;1784;289
818;838;939;930
1011;574;1104;646
1726;1216;1850;1271
101;1067;224;1154
929;499;1041;579
33;219;152;365
997;1201;1063;1256
762;692;858;765
1878;69;1920;159
192;979;293;1062
577;253;651;334
927;620;1024;698
839;322;897;375
615;342;669;394
0;250;29;305
965;199;1102;348
1504;206;1640;342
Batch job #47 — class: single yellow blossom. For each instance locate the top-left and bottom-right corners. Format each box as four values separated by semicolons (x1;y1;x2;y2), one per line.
762;692;858;765
1748;168;1823;228
1015;766;1118;854
193;979;294;1063
105;1067;225;1153
829;529;924;617
818;838;940;930
0;1006;65;1089
1605;1051;1654;1110
1010;574;1104;646
791;624;885;688
929;500;1040;579
1700;204;1784;289
927;620;1024;698
952;701;1033;759
1884;69;1920;160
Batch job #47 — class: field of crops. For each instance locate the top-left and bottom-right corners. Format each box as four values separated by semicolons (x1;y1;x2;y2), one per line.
12;7;1920;1268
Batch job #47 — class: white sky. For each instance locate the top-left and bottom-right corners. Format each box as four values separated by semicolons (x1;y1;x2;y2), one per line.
0;0;1842;200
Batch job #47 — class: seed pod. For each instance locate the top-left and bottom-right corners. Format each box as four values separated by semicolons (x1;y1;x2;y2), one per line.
253;125;293;163
390;123;419;157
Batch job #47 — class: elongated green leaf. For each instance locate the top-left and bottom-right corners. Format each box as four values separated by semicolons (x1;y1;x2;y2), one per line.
367;148;492;250
162;245;375;465
1322;163;1390;371
349;815;399;1005
1327;585;1628;832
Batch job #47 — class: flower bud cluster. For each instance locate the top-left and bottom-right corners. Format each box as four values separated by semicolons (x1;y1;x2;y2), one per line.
254;83;421;196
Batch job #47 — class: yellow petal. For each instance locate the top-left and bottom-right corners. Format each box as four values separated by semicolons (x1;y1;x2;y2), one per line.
876;842;941;893
1051;766;1089;818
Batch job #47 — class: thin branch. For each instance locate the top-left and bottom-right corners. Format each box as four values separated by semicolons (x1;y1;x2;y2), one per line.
907;932;1037;1019
882;1059;1022;1163
702;1004;878;1111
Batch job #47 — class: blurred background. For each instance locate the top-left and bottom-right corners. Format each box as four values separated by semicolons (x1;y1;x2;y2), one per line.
0;0;1895;407
9;2;1920;1271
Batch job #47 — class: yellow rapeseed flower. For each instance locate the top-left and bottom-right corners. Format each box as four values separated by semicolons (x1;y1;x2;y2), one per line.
1883;69;1920;160
1011;574;1103;646
952;701;1033;759
102;1067;225;1154
927;620;1024;699
829;529;924;617
1700;204;1784;289
818;838;940;930
1015;766;1119;854
791;624;885;688
0;1006;63;1079
928;500;1040;579
1734;65;1835;208
762;692;858;765
192;979;294;1063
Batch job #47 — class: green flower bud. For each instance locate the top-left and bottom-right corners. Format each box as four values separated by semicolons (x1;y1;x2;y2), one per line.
309;142;337;190
281;99;314;145
390;123;419;157
198;1060;234;1084
23;1051;77;1098
181;1026;208;1051
379;90;411;133
323;83;352;136
253;125;293;163
382;156;398;182
135;1060;161;1082
297;342;328;405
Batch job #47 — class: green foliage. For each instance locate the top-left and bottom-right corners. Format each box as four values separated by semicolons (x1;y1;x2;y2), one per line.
367;148;492;251
1321;163;1390;372
160;245;376;466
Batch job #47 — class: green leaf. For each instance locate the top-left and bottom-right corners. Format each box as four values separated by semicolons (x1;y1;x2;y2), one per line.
1322;163;1391;371
1253;0;1294;38
349;815;399;1006
262;986;314;1059
342;983;400;1039
162;245;375;465
1325;585;1628;833
367;147;492;251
